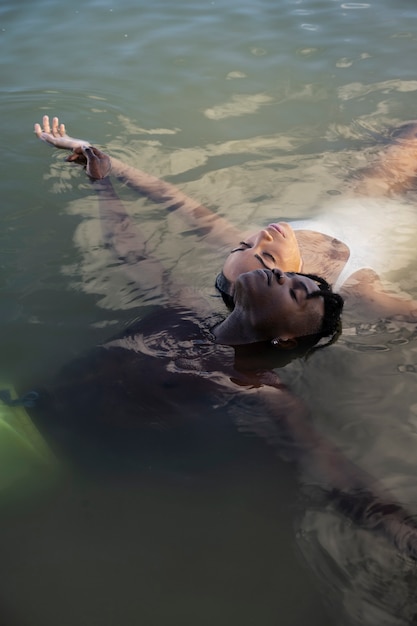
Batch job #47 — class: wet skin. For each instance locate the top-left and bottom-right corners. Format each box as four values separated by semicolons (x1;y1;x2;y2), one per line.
221;222;303;289
216;268;325;344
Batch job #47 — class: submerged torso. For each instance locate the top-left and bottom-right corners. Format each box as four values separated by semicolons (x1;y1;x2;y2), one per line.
30;307;275;472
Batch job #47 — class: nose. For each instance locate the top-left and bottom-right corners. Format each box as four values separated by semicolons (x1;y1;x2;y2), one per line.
271;268;285;284
256;229;274;244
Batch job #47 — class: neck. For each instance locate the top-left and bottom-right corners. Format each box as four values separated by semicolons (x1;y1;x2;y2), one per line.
212;314;257;346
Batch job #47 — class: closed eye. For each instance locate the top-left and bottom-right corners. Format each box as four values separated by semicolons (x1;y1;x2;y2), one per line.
290;288;298;303
254;254;272;270
230;241;252;253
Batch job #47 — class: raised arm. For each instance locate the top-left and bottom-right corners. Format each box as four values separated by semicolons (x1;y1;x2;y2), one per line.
34;117;165;293
34;120;211;309
35;115;241;247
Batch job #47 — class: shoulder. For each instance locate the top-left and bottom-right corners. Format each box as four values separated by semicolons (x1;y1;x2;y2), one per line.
103;305;215;350
295;229;350;286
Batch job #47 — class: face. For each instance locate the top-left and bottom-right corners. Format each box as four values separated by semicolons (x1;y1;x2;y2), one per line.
232;268;325;343
222;223;302;288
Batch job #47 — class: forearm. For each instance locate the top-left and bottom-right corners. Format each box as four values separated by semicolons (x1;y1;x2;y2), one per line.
109;156;241;246
90;178;164;288
91;178;144;253
303;424;417;560
353;123;417;197
341;268;417;321
258;382;417;558
34;115;240;247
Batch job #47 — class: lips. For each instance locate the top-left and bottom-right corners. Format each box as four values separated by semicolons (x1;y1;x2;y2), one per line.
249;269;272;285
262;268;284;286
260;268;278;285
262;269;272;285
268;223;285;237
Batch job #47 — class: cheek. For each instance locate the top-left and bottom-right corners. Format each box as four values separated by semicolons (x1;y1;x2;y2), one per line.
223;253;257;281
290;306;322;338
222;255;237;281
276;248;298;265
273;243;302;271
286;240;302;262
253;295;290;335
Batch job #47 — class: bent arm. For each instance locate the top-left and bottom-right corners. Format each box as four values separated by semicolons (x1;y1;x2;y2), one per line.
34;117;216;310
353;121;417;197
252;374;417;559
35;115;241;247
341;268;417;321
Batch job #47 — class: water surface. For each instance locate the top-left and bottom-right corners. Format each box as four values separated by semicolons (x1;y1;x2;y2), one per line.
2;1;417;624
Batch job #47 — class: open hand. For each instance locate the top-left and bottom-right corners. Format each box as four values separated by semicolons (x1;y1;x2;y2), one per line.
34;115;111;179
34;115;91;151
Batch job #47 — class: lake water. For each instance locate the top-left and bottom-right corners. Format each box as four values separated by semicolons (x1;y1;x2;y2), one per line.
2;0;417;625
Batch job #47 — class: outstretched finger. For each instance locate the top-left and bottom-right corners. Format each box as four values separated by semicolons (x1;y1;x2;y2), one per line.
34;123;42;138
52;116;60;137
59;122;67;137
43;115;51;134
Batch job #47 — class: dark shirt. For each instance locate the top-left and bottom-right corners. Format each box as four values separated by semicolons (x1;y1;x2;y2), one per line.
30;306;275;473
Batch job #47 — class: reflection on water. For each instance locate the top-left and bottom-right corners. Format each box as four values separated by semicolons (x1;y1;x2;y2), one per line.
2;0;417;624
